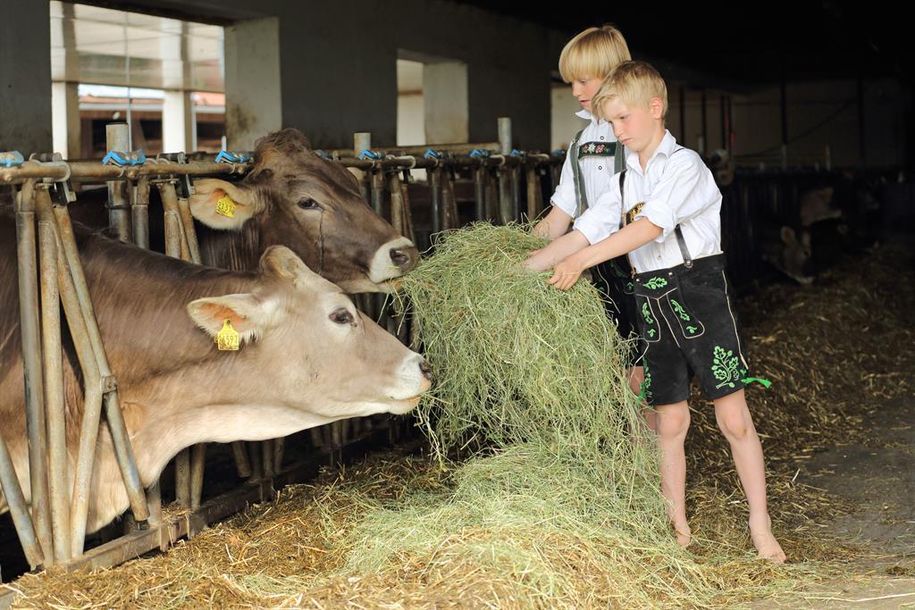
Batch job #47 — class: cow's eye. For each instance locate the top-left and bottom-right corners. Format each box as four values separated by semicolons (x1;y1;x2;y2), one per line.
329;307;354;325
297;198;320;210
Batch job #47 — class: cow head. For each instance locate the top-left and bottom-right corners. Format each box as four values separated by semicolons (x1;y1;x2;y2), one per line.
186;246;431;424
188;129;418;293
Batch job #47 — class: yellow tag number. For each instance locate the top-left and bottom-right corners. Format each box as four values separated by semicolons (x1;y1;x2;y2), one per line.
216;195;236;218
216;319;240;351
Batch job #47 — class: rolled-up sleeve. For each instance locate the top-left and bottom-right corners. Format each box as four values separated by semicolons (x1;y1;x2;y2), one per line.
573;180;621;244
636;154;716;242
549;143;579;218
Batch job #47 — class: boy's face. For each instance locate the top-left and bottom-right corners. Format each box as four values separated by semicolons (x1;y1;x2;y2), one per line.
601;96;664;153
571;76;604;112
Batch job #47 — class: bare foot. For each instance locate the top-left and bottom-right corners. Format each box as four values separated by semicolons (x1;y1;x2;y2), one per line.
673;523;692;548
750;516;786;563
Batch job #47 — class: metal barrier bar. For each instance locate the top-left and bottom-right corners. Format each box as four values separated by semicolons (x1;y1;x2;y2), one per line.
36;190;70;564
14;182;53;561
53;205;149;557
105;124;131;242
131;177;151;249
0;434;44;569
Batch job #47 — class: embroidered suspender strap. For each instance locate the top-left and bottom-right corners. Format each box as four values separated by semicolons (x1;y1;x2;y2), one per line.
613;139;625;174
569;128;588;218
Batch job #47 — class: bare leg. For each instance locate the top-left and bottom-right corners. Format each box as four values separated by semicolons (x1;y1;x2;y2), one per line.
655;400;692;547
713;390;786;563
628;366;658;431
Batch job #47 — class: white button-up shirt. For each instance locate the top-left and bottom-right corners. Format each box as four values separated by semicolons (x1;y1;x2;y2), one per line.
550;110;619;238
583;130;723;273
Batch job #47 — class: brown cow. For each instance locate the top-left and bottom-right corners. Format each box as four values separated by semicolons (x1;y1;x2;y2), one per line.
0;212;431;531
72;128;418;292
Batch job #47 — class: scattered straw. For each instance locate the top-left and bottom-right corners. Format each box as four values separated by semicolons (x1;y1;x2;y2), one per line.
8;228;912;609
322;224;819;608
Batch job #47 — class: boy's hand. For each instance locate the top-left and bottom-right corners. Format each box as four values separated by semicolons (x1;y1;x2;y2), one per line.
548;256;585;290
522;250;542;271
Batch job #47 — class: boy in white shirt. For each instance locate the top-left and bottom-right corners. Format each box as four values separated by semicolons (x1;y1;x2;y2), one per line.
525;61;785;563
533;25;644;392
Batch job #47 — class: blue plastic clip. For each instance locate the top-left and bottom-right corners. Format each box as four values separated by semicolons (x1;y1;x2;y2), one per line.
0;151;26;168
510;148;525;158
357;149;384;161
102;150;146;166
468;149;490;159
215;150;252;164
423;148;443;160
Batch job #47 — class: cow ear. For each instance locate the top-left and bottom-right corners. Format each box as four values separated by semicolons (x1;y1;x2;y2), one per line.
260;245;330;289
780;226;797;244
189;179;264;230
187;293;277;345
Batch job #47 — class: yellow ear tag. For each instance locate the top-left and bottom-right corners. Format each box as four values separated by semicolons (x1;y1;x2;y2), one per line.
216;194;237;218
216;319;240;351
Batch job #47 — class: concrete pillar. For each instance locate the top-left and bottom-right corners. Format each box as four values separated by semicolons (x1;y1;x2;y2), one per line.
1;0;52;155
224;17;282;150
163;90;195;152
52;81;81;159
51;1;79;158
159;20;195;152
424;61;468;145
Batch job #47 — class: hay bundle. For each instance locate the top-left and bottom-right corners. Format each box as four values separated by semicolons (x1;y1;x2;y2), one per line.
400;223;647;462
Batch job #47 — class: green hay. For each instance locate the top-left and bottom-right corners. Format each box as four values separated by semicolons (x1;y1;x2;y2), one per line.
400;223;639;455
326;223;805;607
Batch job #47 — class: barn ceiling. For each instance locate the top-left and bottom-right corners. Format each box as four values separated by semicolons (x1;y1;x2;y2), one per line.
459;1;912;86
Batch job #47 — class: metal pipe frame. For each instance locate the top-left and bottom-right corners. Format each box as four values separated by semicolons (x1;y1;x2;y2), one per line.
160;182;191;261
327;141;500;158
36;190;71;564
14;181;53;561
441;169;458;230
1;160;252;184
429;166;442;235
1;155;562;186
473;166;487;223
131;177;151;250
498;167;514;224
0;433;44;570
54;206;150;519
106;124;132;242
52;205;149;557
525;166;542;222
161;205;193;508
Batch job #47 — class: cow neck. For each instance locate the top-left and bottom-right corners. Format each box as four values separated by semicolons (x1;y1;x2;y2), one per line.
197;217;263;271
80;232;261;386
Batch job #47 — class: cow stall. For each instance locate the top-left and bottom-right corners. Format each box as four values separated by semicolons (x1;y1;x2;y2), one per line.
0;121;567;584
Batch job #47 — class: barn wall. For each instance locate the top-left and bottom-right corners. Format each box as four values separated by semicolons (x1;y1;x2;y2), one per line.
0;0;908;168
0;0;53;156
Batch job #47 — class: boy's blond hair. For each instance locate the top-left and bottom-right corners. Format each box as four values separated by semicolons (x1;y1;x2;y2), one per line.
558;25;631;82
592;61;669;120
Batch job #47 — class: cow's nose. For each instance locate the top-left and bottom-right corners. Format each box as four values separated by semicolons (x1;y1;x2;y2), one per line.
390;247;412;269
419;359;433;381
